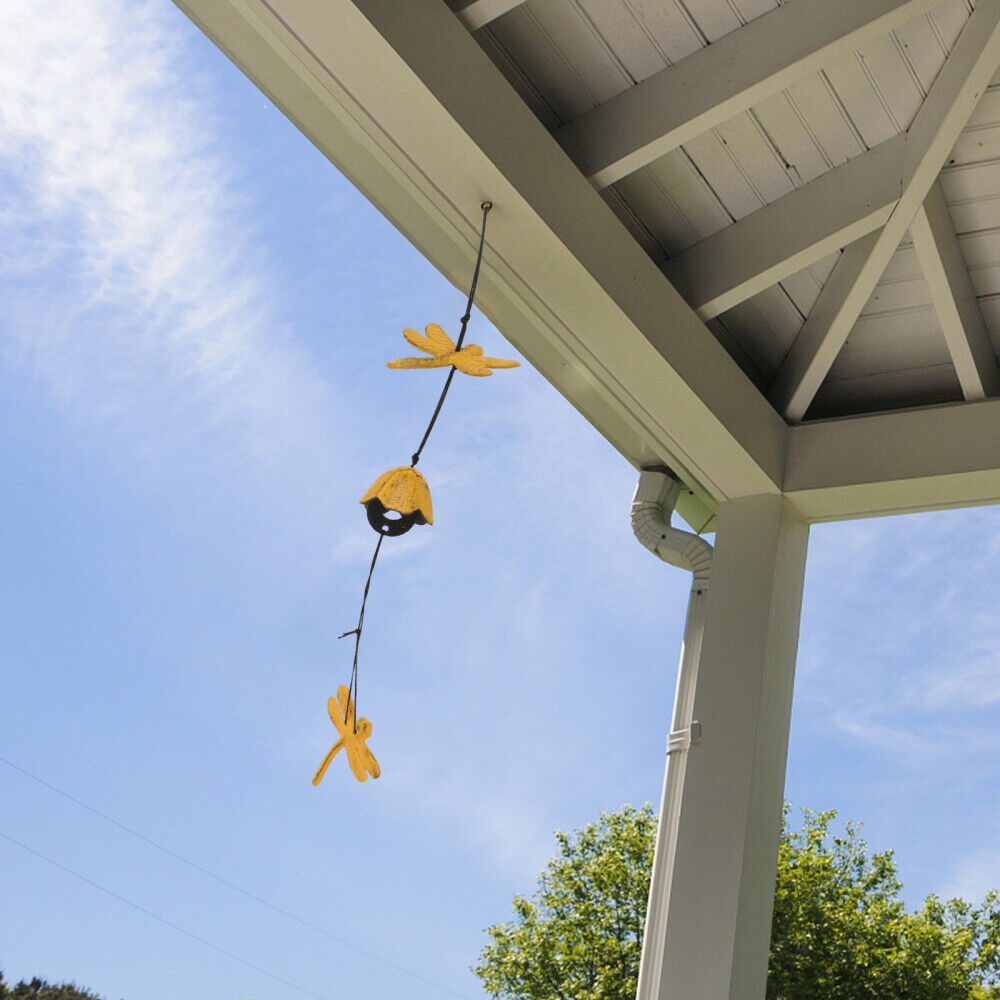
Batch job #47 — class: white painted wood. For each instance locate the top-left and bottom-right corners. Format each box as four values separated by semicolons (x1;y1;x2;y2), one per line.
771;1;1000;423
553;0;941;188
174;0;1000;523
171;0;788;528
451;0;525;31
785;396;1000;520
769;232;881;418
647;495;808;1000
810;364;961;420
911;181;1000;398
665;136;905;319
834;305;947;376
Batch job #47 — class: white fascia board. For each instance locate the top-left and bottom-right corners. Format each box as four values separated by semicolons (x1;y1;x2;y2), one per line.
553;0;940;190
172;0;788;525
784;397;1000;521
770;1;1000;423
910;181;1000;400
451;0;525;31
665;136;904;321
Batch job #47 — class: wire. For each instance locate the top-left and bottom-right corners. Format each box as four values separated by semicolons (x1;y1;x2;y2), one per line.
338;530;386;731
0;756;473;1000
410;201;492;468
343;201;493;730
0;830;333;1000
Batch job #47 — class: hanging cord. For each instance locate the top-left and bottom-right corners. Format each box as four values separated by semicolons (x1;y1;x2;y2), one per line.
410;200;492;467
338;202;492;732
338;531;385;732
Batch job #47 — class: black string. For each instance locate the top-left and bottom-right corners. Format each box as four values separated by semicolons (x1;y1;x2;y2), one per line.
338;202;493;733
410;201;492;467
339;531;385;732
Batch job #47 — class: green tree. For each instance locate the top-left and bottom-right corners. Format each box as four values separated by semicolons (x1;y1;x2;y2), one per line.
0;970;105;1000
769;808;1000;1000
473;805;1000;1000
474;804;655;1000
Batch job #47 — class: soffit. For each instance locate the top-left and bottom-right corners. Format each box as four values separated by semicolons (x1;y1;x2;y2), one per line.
470;0;1000;422
173;0;1000;522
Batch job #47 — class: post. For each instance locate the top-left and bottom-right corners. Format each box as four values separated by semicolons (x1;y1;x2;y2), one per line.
646;495;809;1000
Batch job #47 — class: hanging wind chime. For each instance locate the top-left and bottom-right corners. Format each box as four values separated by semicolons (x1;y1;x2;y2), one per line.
313;201;519;785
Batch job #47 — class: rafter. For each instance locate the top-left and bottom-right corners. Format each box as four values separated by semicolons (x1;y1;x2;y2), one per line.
554;0;940;189
450;0;525;31
770;1;1000;423
910;181;1000;400
664;136;905;320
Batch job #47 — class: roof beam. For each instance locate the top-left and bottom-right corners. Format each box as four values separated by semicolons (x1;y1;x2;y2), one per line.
784;396;1000;521
770;1;1000;423
554;0;940;189
910;181;1000;400
664;135;904;320
451;0;525;31
172;0;787;521
769;231;880;419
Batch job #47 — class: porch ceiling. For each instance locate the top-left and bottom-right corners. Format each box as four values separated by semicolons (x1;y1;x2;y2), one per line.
174;0;1000;526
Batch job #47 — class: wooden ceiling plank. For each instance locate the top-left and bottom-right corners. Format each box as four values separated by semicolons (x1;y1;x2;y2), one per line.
770;1;1000;423
664;135;905;320
553;0;941;189
910;180;1000;399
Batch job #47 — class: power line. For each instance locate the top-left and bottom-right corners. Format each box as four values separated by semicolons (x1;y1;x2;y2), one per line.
0;756;473;1000
0;830;333;1000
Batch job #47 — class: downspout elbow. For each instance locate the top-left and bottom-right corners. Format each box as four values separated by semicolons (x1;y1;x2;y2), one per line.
630;469;713;588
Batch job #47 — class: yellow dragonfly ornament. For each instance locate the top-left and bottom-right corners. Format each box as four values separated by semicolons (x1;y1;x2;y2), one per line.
312;685;381;785
388;324;519;377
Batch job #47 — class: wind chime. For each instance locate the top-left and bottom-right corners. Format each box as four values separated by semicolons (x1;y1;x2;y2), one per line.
313;202;519;785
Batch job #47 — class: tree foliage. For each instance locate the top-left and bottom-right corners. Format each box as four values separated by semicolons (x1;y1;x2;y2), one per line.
474;804;655;1000
473;804;1000;1000
0;971;105;1000
769;808;1000;1000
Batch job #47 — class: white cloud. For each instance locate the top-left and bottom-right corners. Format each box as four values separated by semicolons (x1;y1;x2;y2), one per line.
831;712;928;757
0;0;336;470
802;509;1000;780
386;760;558;880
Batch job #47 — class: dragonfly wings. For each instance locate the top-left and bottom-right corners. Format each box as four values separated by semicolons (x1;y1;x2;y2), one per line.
390;325;520;376
336;684;356;729
403;323;456;357
452;345;521;377
316;689;379;784
312;738;344;786
363;745;381;779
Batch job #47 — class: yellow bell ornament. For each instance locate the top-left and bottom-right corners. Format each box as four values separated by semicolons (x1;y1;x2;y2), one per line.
360;465;433;536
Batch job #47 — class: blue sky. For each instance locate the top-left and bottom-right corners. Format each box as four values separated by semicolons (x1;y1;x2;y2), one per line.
1;2;999;999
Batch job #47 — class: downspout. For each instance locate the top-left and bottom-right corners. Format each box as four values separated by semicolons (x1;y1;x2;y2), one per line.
630;468;714;1000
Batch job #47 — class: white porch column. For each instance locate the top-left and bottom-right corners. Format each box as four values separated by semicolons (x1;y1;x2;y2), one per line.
653;495;809;1000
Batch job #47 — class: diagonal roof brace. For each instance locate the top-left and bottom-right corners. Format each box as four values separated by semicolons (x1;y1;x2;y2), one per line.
770;0;1000;423
910;181;1000;401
